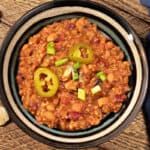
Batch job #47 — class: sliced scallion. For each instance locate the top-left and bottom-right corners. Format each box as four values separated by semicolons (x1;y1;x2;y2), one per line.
73;62;81;70
96;71;107;81
78;88;86;101
55;58;68;67
91;85;101;94
47;41;55;55
72;69;79;81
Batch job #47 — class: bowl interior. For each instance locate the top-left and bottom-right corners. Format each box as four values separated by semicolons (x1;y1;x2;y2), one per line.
9;14;136;137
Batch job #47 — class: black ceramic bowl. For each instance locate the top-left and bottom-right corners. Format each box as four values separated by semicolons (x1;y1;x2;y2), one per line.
0;0;148;149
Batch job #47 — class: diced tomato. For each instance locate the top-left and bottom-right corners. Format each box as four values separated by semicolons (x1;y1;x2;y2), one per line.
67;23;76;30
68;112;81;120
115;94;126;102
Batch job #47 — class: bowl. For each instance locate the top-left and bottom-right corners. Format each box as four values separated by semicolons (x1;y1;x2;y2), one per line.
0;0;148;148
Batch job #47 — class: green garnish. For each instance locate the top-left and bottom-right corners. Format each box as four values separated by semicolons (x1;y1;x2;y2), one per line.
72;69;79;81
91;85;101;94
47;41;55;55
78;88;86;101
72;62;80;81
73;62;81;70
96;71;107;81
55;58;68;67
34;67;59;97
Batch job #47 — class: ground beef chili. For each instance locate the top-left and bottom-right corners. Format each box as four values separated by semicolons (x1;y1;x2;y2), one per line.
16;18;131;131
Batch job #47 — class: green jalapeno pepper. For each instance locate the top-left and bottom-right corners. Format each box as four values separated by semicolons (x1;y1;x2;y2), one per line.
34;68;59;97
69;43;94;64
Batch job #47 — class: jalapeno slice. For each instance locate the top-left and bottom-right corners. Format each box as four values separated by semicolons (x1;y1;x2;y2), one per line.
34;68;59;97
69;43;94;64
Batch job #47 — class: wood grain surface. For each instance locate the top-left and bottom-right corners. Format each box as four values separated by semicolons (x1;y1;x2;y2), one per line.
0;0;150;149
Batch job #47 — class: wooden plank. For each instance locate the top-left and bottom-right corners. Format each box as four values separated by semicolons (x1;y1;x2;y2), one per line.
0;0;150;149
92;0;150;37
0;0;50;24
101;112;150;150
0;23;9;45
100;0;150;22
0;123;50;150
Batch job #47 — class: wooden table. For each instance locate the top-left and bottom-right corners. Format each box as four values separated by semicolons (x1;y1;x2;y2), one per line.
0;0;150;149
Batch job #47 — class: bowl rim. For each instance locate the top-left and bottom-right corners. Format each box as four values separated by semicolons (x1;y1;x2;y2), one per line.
0;0;149;148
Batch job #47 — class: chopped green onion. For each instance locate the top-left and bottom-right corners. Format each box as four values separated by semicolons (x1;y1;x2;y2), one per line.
91;85;101;94
63;66;73;77
47;41;55;55
55;58;68;67
78;88;86;101
73;62;81;70
72;69;79;81
72;62;80;80
96;71;107;81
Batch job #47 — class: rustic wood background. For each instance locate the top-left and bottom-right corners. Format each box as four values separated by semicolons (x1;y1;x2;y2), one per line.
0;0;150;149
